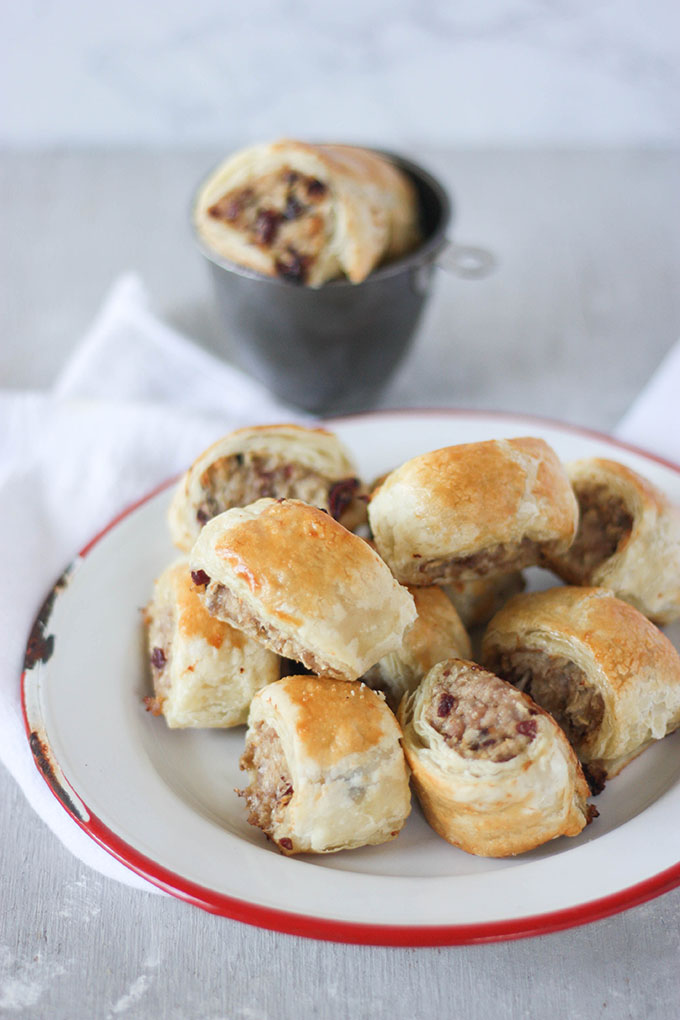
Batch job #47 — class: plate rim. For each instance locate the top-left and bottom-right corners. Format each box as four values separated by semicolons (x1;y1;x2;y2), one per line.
21;407;680;945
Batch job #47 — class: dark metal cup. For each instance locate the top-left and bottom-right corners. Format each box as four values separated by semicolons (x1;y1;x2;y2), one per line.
192;151;491;414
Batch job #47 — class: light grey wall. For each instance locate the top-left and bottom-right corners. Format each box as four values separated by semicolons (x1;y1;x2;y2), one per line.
3;0;680;148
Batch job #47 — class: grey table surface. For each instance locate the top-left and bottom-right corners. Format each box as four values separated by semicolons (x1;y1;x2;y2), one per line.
1;149;680;1019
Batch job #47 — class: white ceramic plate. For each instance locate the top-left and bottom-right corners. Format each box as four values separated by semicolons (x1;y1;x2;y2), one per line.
22;411;680;945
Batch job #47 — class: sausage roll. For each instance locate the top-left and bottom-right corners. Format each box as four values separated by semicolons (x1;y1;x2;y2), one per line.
363;586;471;711
443;572;526;629
481;586;680;780
542;458;680;625
399;659;592;857
193;140;421;287
168;423;367;552
189;498;417;683
238;675;411;854
144;559;280;727
368;437;578;585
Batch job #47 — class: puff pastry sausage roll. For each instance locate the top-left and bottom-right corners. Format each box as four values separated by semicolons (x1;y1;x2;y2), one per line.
194;140;421;286
542;458;680;625
169;424;366;552
144;559;280;727
363;586;471;711
482;587;680;781
368;438;578;585
190;498;417;682
399;659;592;857
443;572;525;629
239;675;411;854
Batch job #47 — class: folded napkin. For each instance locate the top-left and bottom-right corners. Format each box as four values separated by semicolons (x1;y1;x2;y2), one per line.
0;274;307;893
1;274;678;895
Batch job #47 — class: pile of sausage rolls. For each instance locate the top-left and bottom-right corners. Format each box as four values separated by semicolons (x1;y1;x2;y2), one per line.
145;424;680;858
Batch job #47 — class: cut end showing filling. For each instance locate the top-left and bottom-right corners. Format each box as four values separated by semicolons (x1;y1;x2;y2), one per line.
195;452;361;531
238;722;294;850
203;580;346;680
145;604;175;713
487;647;604;752
554;483;633;582
424;663;540;763
414;537;547;584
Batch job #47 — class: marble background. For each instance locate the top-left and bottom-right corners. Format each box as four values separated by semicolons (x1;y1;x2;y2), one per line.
3;0;680;148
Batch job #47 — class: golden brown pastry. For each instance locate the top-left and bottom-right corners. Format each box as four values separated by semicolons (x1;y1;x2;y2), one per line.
399;659;592;857
542;458;680;625
368;437;578;585
144;558;280;727
168;424;366;552
362;586;471;711
443;572;526;629
193;140;421;286
238;675;411;854
189;498;417;683
481;586;680;780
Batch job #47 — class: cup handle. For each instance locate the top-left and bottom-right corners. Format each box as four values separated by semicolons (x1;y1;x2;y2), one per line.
435;240;497;279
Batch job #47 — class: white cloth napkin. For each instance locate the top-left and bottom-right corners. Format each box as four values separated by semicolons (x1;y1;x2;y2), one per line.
1;274;678;894
0;274;307;893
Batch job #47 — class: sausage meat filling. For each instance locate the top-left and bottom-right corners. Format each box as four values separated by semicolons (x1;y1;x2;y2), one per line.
415;537;545;583
239;722;294;836
197;453;330;526
555;483;633;581
488;648;604;747
196;453;361;529
425;667;539;763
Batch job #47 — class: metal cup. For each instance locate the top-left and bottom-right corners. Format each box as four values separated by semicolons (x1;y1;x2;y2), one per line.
192;151;493;415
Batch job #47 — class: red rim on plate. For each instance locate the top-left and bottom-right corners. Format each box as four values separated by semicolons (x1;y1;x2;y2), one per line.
21;409;680;945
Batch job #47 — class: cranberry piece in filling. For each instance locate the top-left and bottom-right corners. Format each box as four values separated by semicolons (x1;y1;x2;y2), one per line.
254;208;282;246
516;719;537;740
306;178;327;198
275;247;310;284
279;837;293;851
437;693;456;718
328;477;360;520
151;647;166;669
191;569;211;587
